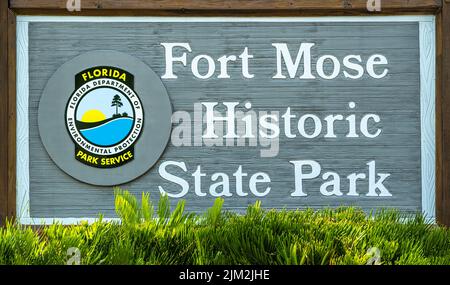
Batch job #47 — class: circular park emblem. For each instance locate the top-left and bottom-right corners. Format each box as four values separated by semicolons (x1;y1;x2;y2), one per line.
38;51;172;186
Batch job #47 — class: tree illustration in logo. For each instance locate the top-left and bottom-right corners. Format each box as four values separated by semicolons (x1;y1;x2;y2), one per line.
111;94;123;117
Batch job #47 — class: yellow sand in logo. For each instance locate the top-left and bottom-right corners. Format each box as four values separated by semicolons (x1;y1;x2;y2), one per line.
81;109;106;123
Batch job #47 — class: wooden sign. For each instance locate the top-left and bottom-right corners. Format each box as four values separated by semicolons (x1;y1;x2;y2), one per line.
1;1;449;226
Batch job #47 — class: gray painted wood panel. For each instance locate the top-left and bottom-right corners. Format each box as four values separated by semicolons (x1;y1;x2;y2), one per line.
27;21;422;217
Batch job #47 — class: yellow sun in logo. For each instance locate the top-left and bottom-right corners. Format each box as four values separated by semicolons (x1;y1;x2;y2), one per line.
81;109;106;123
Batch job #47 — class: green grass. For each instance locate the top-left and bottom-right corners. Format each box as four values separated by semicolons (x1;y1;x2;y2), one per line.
1;188;449;265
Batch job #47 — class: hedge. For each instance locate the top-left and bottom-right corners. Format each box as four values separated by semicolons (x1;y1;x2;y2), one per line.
0;188;449;265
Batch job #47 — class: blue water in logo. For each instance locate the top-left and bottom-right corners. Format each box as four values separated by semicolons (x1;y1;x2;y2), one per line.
81;117;134;146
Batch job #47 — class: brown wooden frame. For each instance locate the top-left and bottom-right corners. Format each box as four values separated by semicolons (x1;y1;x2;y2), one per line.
1;0;449;226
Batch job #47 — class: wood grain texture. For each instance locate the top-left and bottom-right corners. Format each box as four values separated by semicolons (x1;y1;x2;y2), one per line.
10;9;445;17
436;11;443;225
9;0;442;12
437;1;450;226
0;0;8;226
24;21;425;218
7;9;17;222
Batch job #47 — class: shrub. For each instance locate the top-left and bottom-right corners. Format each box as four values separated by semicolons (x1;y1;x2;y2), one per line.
0;188;449;265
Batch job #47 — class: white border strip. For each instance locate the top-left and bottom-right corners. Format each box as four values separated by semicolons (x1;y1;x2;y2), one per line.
16;16;436;225
17;15;435;23
20;217;120;225
420;19;436;222
16;21;30;223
